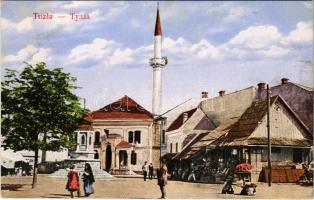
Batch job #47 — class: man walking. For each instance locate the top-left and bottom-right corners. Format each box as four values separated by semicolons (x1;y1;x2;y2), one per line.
142;161;149;181
158;161;168;199
149;163;154;180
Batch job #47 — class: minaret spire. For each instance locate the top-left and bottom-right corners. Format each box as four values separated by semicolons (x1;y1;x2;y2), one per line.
149;4;168;116
154;3;162;36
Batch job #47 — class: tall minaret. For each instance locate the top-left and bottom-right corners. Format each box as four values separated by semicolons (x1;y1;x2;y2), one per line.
149;4;167;116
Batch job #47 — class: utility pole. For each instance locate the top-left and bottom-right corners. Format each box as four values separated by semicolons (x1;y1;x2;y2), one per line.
267;84;272;186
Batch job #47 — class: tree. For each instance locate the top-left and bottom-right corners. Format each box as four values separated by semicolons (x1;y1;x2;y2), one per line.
1;62;86;188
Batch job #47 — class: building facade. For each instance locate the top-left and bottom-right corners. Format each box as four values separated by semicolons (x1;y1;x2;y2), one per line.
85;95;155;173
164;79;313;183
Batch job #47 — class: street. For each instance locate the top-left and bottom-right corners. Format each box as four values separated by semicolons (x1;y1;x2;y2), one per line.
1;175;313;199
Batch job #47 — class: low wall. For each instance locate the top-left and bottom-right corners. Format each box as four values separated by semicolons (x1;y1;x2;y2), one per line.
263;167;304;183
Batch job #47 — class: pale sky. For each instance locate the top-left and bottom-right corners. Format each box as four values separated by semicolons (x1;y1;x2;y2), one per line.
1;1;313;113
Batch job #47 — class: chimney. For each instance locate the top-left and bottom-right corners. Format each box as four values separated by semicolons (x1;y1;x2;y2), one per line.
281;78;289;85
258;82;266;92
219;90;225;97
183;112;188;124
201;91;208;98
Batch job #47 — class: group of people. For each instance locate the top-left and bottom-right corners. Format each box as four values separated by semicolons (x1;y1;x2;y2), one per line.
143;161;168;199
142;161;155;181
66;161;168;198
66;163;95;198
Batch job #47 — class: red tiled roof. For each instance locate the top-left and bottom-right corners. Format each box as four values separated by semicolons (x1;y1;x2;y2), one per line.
83;115;93;122
89;95;153;120
166;108;197;132
116;141;134;148
78;115;93;130
78;124;93;131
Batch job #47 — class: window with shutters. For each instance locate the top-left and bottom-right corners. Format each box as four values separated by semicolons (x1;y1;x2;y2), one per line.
162;130;166;144
128;131;134;143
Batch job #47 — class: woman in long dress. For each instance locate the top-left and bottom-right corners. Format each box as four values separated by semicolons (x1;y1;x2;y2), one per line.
66;164;80;198
82;163;95;197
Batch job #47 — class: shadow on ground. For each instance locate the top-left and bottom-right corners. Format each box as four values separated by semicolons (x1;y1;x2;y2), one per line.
39;193;72;198
1;184;29;191
49;193;71;197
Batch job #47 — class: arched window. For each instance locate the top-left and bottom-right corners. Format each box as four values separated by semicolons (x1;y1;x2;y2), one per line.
170;143;173;153
94;131;100;144
135;131;141;144
176;143;178;153
81;135;86;145
131;150;137;165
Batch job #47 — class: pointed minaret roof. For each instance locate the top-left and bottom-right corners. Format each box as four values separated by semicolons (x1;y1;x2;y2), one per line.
154;6;162;36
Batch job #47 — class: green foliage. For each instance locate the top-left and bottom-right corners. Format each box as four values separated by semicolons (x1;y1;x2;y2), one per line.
1;62;87;152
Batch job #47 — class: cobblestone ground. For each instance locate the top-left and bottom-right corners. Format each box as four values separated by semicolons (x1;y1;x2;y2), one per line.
1;175;313;199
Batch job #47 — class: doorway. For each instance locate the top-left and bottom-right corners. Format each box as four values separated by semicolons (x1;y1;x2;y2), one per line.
293;148;303;163
105;145;112;172
119;150;128;169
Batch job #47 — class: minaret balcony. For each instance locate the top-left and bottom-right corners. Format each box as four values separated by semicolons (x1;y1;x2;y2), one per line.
149;57;168;67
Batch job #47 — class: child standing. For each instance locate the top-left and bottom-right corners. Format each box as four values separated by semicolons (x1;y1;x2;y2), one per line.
66;165;80;198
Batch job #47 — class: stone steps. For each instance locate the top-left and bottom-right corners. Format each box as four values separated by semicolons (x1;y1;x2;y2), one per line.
48;168;113;180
